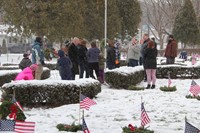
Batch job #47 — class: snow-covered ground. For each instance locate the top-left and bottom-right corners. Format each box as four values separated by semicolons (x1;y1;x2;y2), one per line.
0;54;200;133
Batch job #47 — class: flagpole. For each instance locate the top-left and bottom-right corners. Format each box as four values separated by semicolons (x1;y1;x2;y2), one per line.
141;96;143;128
79;89;81;125
13;89;15;97
104;0;107;59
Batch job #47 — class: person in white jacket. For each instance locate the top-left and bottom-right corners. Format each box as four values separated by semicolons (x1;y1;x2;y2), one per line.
126;37;141;67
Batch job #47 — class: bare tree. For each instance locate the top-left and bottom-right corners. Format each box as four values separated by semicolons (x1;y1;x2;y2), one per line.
140;0;183;49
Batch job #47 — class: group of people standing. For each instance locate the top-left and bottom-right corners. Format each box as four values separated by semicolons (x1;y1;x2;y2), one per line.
17;34;177;89
57;37;105;83
124;33;177;89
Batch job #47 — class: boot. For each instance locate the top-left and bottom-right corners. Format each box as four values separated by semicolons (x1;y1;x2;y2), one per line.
151;85;155;89
146;84;151;89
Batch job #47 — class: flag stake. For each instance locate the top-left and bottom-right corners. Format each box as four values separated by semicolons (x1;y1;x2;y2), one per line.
13;89;15;97
79;89;81;125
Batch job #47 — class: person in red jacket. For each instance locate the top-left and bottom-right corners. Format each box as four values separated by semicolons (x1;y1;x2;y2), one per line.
164;35;177;64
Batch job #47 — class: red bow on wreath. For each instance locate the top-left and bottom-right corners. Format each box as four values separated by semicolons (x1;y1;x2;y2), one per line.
7;104;18;120
128;124;135;131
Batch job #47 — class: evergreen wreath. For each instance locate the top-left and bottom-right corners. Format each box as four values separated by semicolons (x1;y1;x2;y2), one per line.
56;123;82;132
160;86;177;92
122;125;154;133
0;100;26;121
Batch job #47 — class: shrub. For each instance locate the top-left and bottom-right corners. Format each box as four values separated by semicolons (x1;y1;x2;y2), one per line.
160;86;177;92
156;65;200;79
1;79;101;108
105;66;144;89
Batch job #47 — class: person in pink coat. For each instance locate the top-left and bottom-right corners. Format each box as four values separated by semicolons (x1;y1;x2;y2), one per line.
15;64;38;80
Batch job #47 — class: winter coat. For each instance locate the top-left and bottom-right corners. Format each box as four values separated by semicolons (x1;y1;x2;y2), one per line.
15;67;34;80
68;43;79;74
87;47;100;63
19;57;32;70
140;39;149;58
127;43;141;61
106;46;115;65
31;41;45;65
164;40;177;58
144;47;157;69
99;54;106;70
57;50;72;80
77;45;88;65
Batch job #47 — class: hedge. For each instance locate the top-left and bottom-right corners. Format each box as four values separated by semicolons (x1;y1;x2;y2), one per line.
156;65;200;79
105;66;144;89
1;79;101;108
0;68;50;87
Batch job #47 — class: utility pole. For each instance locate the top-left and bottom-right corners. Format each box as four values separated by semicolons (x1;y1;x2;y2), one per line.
104;0;107;58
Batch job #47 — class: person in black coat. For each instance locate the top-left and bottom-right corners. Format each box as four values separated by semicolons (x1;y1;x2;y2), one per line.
144;40;157;89
66;37;79;80
106;40;116;70
57;50;72;80
77;39;89;78
19;53;32;70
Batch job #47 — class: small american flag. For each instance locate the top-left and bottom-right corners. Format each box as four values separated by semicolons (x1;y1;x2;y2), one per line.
82;117;90;133
80;94;96;110
185;119;199;133
141;102;150;127
189;80;200;96
14;121;35;133
0;120;35;133
168;75;172;87
12;95;24;111
192;55;196;65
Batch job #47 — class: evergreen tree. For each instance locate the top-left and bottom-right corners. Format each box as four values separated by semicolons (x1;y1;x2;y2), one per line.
173;0;200;45
0;0;142;42
116;0;142;38
0;0;85;43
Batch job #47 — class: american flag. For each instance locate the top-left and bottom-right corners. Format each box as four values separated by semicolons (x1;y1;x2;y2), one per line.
185;119;199;133
82;117;90;133
15;121;35;133
192;55;196;65
12;95;24;111
141;102;150;127
0;120;35;133
189;80;200;96
80;94;96;110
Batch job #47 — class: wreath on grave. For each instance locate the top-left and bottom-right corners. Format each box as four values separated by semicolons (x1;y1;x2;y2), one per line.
56;115;82;132
128;85;145;91
122;124;154;133
56;123;82;132
185;95;200;100
0;100;26;121
160;86;177;92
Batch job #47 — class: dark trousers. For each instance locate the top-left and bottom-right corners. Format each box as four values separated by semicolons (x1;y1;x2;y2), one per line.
79;64;89;78
166;57;175;64
107;62;115;70
139;57;143;65
99;69;104;83
88;62;99;79
128;59;138;67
